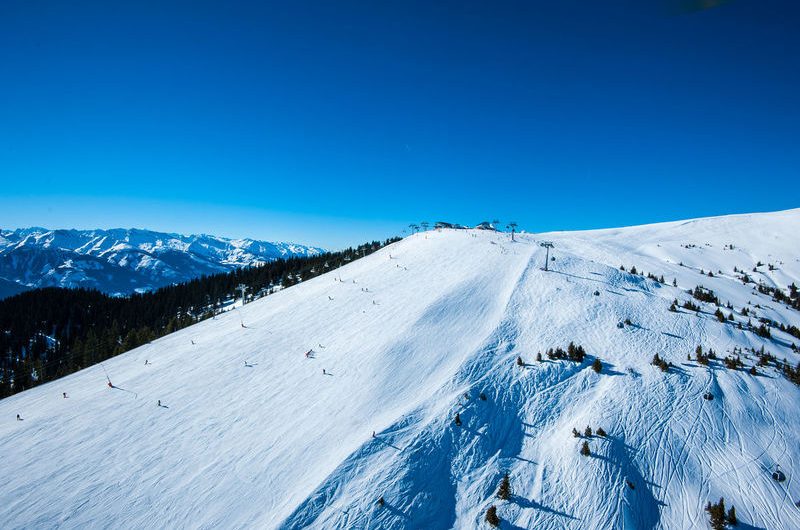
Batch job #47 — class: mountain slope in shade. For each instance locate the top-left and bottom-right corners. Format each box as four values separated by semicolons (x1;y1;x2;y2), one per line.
1;209;799;529
0;228;325;297
0;277;29;299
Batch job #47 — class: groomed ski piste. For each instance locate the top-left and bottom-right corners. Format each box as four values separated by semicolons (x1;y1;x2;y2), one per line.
1;209;799;529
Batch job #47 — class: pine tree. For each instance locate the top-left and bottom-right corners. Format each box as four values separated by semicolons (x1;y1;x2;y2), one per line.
496;473;511;500
584;425;593;437
580;440;591;456
485;505;500;527
727;505;737;526
572;427;580;438
592;358;602;373
652;353;669;372
536;352;542;362
596;427;606;437
516;356;524;367
706;498;727;530
454;413;462;427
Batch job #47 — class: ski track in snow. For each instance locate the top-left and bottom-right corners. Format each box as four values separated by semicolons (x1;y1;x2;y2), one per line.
1;209;800;529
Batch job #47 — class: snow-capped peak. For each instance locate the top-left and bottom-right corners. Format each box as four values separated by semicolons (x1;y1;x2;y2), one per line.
0;227;325;298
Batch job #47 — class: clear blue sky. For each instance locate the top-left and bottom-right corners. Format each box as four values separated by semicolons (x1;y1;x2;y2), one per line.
1;1;798;248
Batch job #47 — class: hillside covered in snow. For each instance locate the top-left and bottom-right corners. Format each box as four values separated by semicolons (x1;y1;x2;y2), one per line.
1;209;799;529
0;228;324;298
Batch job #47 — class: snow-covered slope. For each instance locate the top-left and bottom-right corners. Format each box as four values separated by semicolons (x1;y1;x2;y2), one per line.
0;228;324;297
1;210;799;529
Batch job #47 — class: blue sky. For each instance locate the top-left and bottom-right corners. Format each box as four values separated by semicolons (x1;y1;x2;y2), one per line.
0;1;798;248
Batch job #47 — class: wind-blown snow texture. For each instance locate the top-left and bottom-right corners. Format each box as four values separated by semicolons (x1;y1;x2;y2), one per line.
0;228;324;298
1;210;799;529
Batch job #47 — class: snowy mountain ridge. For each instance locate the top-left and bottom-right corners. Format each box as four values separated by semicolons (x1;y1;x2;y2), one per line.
0;227;325;298
1;209;799;529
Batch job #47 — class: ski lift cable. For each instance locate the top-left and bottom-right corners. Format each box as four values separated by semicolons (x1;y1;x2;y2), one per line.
100;363;111;384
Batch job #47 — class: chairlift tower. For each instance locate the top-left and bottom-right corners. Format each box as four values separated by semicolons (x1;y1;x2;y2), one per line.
508;222;518;242
540;241;554;271
237;284;248;304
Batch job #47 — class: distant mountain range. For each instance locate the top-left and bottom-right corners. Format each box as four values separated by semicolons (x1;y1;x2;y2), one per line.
0;228;325;298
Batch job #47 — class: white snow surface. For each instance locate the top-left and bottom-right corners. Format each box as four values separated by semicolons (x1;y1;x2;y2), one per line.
2;209;800;529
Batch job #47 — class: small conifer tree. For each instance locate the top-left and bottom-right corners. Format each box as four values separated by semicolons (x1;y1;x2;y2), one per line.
580;440;591;456
485;505;500;527
496;473;511;500
706;498;727;530
727;505;737;526
584;425;593;437
596;427;606;437
454;413;462;427
592;358;602;373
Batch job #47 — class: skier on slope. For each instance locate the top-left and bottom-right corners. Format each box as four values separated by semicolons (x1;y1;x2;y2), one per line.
62;392;67;399
16;414;22;421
